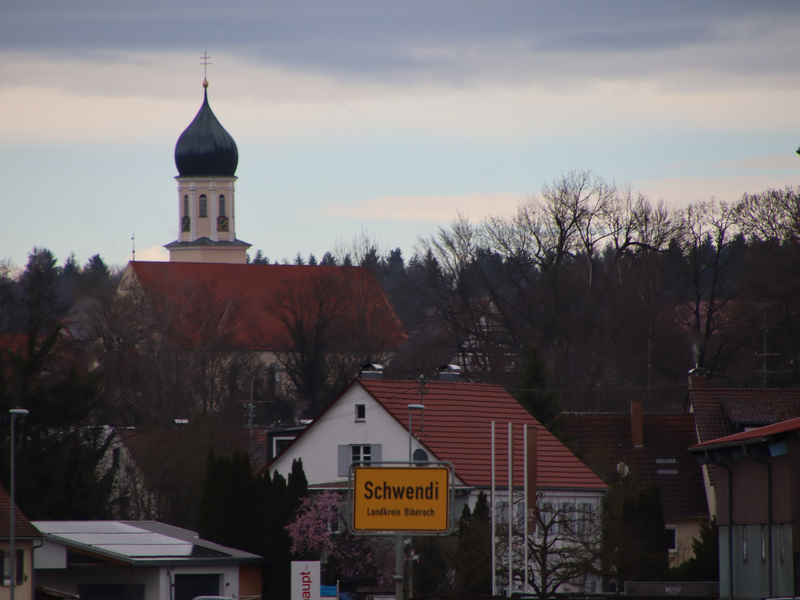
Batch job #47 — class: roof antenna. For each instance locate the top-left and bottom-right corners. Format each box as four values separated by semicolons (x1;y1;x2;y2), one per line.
200;52;211;88
418;375;427;435
131;233;136;262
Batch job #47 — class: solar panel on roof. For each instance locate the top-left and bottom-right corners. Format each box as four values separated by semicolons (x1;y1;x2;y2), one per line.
95;544;193;557
34;521;145;534
59;533;185;546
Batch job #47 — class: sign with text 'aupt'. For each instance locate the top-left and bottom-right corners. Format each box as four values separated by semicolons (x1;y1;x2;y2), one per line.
291;561;321;600
352;465;450;533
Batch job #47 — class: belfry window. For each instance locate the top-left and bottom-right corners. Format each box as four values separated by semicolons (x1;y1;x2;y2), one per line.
183;195;189;216
219;195;226;217
199;195;208;217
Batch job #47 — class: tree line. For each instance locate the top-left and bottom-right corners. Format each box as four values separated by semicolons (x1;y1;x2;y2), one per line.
0;172;796;547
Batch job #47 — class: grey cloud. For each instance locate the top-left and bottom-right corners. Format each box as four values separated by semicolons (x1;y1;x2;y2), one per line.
3;0;800;83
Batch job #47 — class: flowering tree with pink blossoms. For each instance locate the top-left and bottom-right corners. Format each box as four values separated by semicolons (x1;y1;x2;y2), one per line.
286;491;395;587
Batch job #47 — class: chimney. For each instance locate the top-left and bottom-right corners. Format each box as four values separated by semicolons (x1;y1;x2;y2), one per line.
437;364;461;382
688;365;709;390
631;400;643;447
360;364;384;379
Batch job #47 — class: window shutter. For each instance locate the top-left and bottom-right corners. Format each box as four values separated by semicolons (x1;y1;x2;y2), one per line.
338;445;350;477
371;444;382;464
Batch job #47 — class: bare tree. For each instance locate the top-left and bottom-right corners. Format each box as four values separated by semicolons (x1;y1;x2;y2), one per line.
262;267;400;417
734;185;800;243
673;199;747;372
493;499;602;598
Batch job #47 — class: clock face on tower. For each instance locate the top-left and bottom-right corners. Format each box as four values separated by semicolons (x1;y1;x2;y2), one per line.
217;216;230;232
181;216;191;232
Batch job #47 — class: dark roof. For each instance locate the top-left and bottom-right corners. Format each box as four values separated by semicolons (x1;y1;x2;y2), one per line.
164;237;252;249
123;262;407;352
0;486;42;539
687;388;800;485
688;388;800;442
691;415;800;450
360;379;607;491
174;86;238;177
561;413;708;520
117;427;271;484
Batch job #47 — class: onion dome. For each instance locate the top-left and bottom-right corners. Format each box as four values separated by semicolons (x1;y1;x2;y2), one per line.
174;82;238;177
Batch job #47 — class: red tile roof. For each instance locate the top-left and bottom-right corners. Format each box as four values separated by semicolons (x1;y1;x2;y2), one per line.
358;379;607;491
0;486;41;539
123;262;406;351
562;413;708;520
692;415;800;449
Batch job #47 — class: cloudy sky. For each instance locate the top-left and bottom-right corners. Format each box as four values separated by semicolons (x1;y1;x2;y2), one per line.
3;0;800;269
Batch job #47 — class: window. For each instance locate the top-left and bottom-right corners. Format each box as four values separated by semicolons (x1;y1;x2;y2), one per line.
761;524;767;562
1;549;23;586
742;525;748;563
183;194;189;215
355;404;366;421
267;364;280;398
539;503;554;532
559;502;574;534
665;526;677;552
496;501;509;525
353;444;371;465
780;524;786;563
218;194;226;217
199;194;208;217
578;503;593;535
273;437;295;458
338;444;381;476
112;447;120;470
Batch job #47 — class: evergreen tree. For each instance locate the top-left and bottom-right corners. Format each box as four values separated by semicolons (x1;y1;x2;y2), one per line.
286;458;309;518
670;518;719;581
513;343;563;437
266;471;292;599
199;449;222;543
455;492;491;594
0;247;112;519
613;486;669;583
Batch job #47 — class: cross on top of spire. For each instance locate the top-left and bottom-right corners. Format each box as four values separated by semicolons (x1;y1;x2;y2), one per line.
200;52;211;87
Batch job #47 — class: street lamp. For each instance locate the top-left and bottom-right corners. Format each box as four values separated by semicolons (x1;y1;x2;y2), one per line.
400;404;425;600
407;404;425;462
9;409;28;600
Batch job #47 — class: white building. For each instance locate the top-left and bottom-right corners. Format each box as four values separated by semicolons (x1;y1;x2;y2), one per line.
33;521;263;600
268;372;607;594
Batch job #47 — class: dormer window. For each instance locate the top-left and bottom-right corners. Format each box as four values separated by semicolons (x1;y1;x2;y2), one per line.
199;194;208;217
355;404;366;421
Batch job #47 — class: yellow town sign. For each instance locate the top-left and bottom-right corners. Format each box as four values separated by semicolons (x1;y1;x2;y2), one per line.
352;465;451;533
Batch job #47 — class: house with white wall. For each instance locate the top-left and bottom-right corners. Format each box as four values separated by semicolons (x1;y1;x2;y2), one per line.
32;521;263;600
268;372;607;593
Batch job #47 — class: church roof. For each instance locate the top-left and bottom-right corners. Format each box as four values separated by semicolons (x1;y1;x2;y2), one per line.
174;85;238;177
121;262;407;351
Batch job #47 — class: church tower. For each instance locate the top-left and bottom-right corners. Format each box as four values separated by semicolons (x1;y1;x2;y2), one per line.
165;79;251;263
